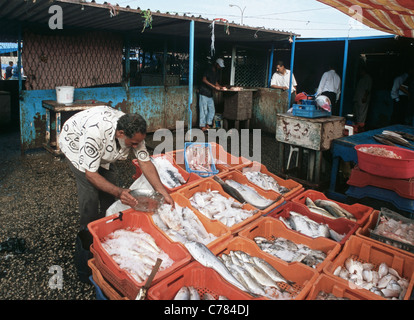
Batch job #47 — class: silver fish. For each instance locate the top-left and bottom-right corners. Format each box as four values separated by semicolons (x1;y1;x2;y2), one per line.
184;241;248;293
174;286;190;300
188;286;200;300
314;199;356;221
251;256;294;286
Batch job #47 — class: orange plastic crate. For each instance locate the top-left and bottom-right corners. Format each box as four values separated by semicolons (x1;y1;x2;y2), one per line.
132;153;201;193
323;235;414;300
217;170;285;215
87;211;192;300
88;258;129;300
306;274;373;300
147;260;261;300
267;201;359;246
291;189;373;227
238;216;341;273
148;192;232;251
209;142;252;172
238;161;304;201
356;210;414;257
211;236;319;300
177;177;263;234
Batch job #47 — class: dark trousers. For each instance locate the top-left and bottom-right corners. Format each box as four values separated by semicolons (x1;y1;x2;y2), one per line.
66;160;117;231
321;91;339;116
391;96;409;125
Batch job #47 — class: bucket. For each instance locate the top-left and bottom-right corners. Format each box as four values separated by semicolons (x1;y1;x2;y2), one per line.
56;86;74;104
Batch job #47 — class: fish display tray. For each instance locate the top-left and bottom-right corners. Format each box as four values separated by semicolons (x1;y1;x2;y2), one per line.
209;142;252;173
147;260;261;300
238;216;341;273
267;201;359;246
184;142;219;177
132;153;201;193
217;170;285;215
238;161;304;201
323;235;414;300
292;104;331;118
291;189;373;227
149;192;232;251
87;211;192;300
347;166;414;200
346;185;414;214
356;209;414;256
305;273;374;300
355;144;414;179
88;259;129;300
176;178;262;235
212;236;319;300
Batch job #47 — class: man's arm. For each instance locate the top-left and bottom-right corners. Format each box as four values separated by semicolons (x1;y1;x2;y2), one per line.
202;76;221;90
85;170;138;207
138;160;175;206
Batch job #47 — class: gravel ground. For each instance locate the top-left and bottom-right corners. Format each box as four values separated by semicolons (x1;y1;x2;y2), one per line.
0;127;281;300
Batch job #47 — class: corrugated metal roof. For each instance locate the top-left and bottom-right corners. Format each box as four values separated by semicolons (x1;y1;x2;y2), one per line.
0;0;297;46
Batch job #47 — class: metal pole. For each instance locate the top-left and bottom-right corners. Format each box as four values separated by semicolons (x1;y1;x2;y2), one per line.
188;20;195;140
268;43;274;88
340;39;349;117
229;4;246;25
288;35;296;109
18;23;22;97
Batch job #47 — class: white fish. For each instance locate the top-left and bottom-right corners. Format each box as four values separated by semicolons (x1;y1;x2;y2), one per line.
152;156;186;188
174;286;190;300
243;170;290;194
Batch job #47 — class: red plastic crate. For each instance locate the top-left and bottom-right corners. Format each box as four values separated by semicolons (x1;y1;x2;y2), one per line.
291;189;373;227
212;236;319;300
87;211;192;300
356;210;414;257
267;201;359;246
132;153;201;193
238;216;341;273
147;260;261;300
355;144;414;179
177;178;263;235
239;161;304;201
348;166;414;200
148;192;232;251
323;235;414;300
209;142;252;172
306;274;373;300
217;170;285;215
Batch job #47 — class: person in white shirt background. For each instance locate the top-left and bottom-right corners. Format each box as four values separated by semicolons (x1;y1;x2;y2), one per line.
390;69;409;125
316;64;341;116
353;66;373;125
270;60;297;108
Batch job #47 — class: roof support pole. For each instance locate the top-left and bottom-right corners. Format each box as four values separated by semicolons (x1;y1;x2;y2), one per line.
230;45;236;86
339;38;349;117
187;19;195;141
124;36;131;88
267;43;274;88
288;35;296;109
18;23;22;98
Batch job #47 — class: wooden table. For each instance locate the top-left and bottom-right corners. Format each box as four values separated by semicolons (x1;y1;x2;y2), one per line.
275;113;345;188
42;100;109;156
220;88;257;130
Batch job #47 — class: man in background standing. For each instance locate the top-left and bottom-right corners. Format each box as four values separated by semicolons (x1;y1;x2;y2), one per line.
353;67;373;125
5;61;13;80
316;64;341;116
390;69;409;125
270;60;297;108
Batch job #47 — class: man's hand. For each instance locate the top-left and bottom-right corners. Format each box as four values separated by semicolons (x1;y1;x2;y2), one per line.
118;188;138;208
163;193;175;207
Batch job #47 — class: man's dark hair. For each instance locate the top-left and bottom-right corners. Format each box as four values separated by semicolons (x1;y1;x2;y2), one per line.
9;61;13;65
276;60;285;67
117;113;147;138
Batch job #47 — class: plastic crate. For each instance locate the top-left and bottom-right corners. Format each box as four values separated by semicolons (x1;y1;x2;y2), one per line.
88;258;128;300
132;153;201;193
347;166;414;200
217;171;285;215
355;144;414;179
147;260;261;300
267;201;359;246
209;142;252;172
239;161;304;201
306;274;373;300
356;209;414;257
211;236;319;300
346;185;414;214
177;178;262;235
87;211;192;300
238;216;341;273
323;235;414;300
184;142;219;177
291;189;373;227
149;192;232;250
292;104;331;118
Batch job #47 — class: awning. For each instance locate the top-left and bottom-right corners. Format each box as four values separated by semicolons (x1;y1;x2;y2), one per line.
317;0;414;38
0;43;18;55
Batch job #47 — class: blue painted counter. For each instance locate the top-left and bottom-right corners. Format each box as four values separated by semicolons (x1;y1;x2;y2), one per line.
19;86;197;152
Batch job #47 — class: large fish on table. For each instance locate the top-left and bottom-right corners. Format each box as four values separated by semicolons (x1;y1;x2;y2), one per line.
184;241;249;293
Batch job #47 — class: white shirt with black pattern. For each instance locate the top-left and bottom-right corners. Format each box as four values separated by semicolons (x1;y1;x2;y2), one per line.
58;106;150;173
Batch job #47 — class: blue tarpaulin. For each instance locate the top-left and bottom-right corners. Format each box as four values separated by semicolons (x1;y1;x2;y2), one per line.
0;42;18;54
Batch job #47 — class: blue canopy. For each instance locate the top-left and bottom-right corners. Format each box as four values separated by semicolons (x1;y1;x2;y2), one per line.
0;42;18;55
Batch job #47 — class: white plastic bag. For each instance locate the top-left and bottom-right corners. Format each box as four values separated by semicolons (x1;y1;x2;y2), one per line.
315;95;331;112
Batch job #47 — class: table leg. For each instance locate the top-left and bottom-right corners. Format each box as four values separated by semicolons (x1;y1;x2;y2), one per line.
314;151;322;184
56;112;61;152
45;109;50;146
